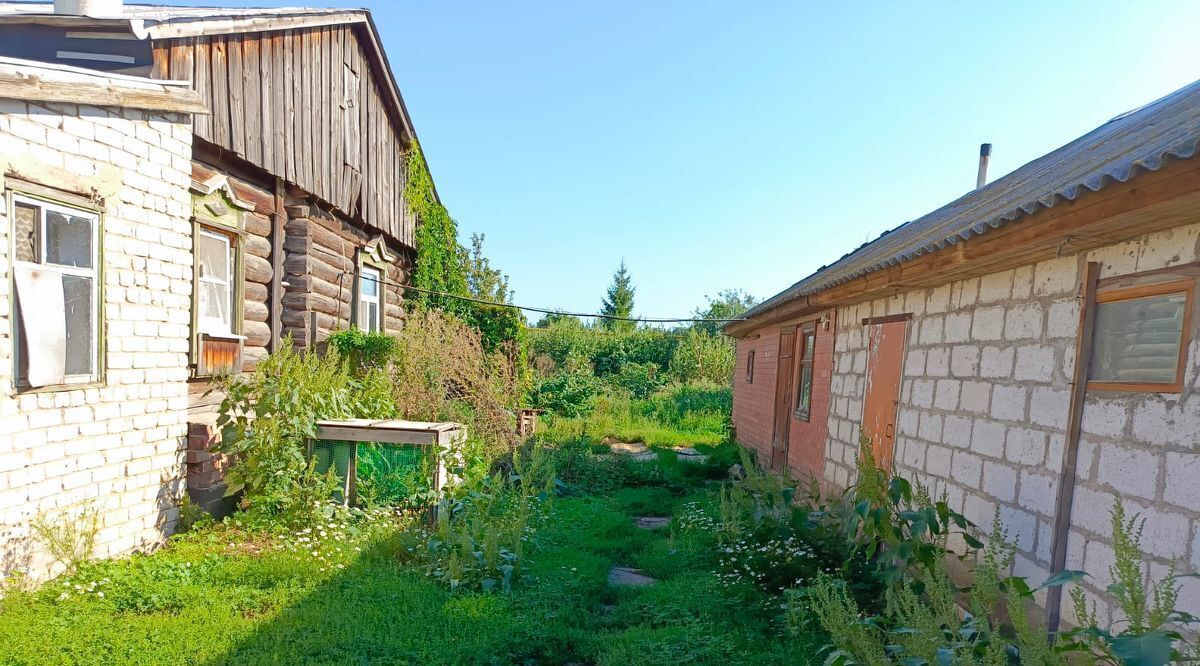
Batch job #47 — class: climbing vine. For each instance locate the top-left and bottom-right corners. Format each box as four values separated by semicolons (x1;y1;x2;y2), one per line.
405;145;469;311
404;145;525;351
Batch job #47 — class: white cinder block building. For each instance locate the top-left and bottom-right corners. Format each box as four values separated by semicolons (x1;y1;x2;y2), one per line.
0;56;204;580
729;79;1200;630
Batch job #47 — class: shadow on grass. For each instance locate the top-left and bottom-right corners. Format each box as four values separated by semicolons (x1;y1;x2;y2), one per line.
199;539;539;666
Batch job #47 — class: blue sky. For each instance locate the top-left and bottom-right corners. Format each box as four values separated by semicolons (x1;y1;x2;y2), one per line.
175;0;1200;320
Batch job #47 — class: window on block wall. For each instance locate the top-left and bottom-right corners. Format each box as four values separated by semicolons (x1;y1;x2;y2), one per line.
1088;279;1193;392
746;349;755;383
795;327;816;421
11;193;101;389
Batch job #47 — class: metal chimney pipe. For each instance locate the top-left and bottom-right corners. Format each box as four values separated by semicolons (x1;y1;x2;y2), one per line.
976;143;992;189
54;0;123;16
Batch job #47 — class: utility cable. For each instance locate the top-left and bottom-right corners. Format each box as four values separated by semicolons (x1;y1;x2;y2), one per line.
334;270;747;324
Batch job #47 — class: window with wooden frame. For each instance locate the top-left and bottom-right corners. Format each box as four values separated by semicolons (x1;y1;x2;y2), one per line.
196;228;236;336
356;265;382;333
192;222;244;376
794;326;816;420
354;239;395;334
190;175;252;378
11;192;101;390
746;349;755;383
1088;277;1194;393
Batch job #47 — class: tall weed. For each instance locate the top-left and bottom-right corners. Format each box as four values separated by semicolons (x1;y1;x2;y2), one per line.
214;337;394;521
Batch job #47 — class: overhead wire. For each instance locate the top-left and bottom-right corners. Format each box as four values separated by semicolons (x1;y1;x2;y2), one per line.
336;270;749;325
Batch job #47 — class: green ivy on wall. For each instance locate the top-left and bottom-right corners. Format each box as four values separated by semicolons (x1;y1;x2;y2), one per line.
405;146;469;311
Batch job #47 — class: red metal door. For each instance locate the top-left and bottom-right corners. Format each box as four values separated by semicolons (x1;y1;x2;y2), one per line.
862;319;907;469
771;326;797;471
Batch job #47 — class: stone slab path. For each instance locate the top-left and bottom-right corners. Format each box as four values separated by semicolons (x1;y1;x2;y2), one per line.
607;440;657;462
634;516;671;530
608;566;656;586
670;446;708;463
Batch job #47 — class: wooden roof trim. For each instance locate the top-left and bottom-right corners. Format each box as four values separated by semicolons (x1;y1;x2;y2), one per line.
141;12;369;41
189;173;257;212
0;55;206;114
725;158;1200;337
151;11;437;205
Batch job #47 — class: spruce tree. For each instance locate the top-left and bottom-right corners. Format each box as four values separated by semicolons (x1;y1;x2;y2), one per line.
600;260;636;331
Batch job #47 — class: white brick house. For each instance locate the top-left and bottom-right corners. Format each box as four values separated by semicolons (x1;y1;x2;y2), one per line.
0;57;204;581
728;78;1200;629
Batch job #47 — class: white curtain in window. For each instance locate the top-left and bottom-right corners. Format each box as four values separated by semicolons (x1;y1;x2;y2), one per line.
197;230;232;335
14;264;66;387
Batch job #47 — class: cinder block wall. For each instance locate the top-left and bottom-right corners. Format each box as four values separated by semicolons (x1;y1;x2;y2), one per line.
0;98;194;581
825;222;1200;627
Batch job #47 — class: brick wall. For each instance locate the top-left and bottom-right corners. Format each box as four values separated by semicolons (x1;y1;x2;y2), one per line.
0;98;194;581
732;310;836;482
787;311;835;484
824;221;1200;626
733;329;778;466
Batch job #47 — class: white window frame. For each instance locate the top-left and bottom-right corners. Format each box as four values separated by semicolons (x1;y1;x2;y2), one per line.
12;193;101;387
357;266;382;333
196;228;234;336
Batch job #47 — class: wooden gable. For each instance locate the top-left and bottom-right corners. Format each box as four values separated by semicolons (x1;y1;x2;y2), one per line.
153;25;414;249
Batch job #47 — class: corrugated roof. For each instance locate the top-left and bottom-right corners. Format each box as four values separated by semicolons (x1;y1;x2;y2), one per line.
742;77;1200;321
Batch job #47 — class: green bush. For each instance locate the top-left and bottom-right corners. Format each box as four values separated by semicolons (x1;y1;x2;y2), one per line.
402;446;557;594
606;361;666;399
214;338;395;522
327;329;397;372
529;370;603;417
667;329;735;385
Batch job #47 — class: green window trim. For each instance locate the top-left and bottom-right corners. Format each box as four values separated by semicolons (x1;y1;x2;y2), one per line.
353;237;397;334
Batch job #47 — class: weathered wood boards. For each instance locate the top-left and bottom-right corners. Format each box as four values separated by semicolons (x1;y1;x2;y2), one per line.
159;25;414;249
0;56;206;113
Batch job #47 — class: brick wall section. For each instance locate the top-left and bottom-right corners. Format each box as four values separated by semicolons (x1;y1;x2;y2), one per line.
787;311;835;484
732;309;836;482
186;423;229;493
0;99;193;580
733;329;779;466
823;221;1200;627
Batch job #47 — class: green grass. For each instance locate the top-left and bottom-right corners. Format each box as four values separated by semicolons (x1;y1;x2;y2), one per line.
542;388;732;449
0;445;820;665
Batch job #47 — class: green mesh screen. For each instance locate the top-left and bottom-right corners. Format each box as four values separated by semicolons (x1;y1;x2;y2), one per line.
310;439;355;503
356;443;433;506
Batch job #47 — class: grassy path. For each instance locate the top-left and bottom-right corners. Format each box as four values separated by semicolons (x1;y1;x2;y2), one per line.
0;451;819;665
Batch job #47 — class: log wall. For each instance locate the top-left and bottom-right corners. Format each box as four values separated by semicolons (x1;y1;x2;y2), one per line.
282;200;410;348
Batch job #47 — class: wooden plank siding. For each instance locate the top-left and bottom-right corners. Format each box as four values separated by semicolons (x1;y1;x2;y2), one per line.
158;25;415;250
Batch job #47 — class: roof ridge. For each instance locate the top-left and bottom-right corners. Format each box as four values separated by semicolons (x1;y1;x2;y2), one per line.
741;75;1200;321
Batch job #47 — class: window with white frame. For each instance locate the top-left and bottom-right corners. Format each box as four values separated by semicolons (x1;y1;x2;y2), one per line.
196;228;236;336
12;194;100;388
357;266;382;332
